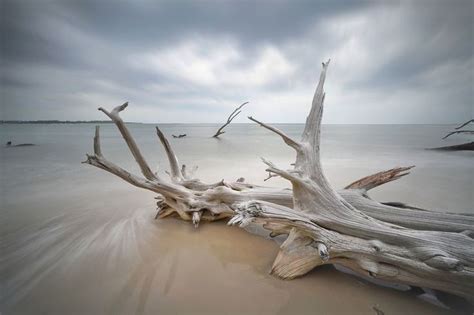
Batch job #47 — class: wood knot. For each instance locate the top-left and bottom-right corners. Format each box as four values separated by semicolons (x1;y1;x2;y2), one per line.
369;240;384;253
424;255;462;271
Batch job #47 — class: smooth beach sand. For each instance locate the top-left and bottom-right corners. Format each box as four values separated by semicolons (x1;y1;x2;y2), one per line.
1;189;465;315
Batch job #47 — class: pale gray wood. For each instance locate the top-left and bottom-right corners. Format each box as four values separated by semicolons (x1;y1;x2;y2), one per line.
231;62;474;301
83;62;474;302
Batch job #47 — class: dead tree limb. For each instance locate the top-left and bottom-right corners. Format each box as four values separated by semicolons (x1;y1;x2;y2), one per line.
98;103;157;181
84;61;474;302
455;119;474;130
344;166;414;191
264;172;279;181
442;130;474;139
212;102;249;138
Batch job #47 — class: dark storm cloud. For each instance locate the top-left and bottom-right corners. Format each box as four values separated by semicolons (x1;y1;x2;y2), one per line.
1;0;472;123
347;1;473;90
56;0;370;46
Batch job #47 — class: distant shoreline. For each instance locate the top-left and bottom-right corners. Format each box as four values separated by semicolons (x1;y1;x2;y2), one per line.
0;121;458;125
0;120;116;124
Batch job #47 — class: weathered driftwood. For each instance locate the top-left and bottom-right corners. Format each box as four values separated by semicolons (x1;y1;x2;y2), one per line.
231;61;474;301
455;119;473;130
84;61;474;302
172;134;187;138
212;101;248;138
442;130;474;139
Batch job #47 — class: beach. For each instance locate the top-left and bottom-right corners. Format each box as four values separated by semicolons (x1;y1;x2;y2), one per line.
1;123;472;314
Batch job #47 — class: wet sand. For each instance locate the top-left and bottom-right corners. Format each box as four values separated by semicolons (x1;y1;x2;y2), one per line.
1;189;464;315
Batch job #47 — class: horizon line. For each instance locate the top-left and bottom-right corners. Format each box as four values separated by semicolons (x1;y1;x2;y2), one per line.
0;120;464;126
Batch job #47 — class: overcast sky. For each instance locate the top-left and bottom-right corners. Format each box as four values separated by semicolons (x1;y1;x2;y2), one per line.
1;0;473;123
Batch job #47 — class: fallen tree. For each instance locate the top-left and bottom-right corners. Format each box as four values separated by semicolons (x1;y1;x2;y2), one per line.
429;142;474;151
84;61;474;303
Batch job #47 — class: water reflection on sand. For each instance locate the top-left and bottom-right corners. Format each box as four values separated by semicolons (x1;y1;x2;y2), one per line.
1;192;460;314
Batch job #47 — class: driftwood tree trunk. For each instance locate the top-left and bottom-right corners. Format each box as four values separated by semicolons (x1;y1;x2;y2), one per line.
212;101;248;137
84;61;474;303
429;142;474;151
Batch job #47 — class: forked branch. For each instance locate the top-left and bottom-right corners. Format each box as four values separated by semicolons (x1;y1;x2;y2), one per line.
98;103;157;181
212;101;249;138
83;126;161;194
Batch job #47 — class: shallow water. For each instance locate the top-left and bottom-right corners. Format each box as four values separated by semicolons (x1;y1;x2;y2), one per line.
1;123;472;314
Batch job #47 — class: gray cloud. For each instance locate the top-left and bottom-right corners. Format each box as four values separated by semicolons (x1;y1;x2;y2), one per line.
1;0;472;123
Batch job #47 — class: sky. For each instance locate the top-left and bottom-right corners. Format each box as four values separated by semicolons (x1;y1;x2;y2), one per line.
1;0;473;124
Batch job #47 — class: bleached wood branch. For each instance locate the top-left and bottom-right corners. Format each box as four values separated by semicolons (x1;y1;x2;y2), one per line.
83;126;165;194
248;116;301;150
98;103;157;181
156;127;184;182
212;102;248;138
344;166;414;192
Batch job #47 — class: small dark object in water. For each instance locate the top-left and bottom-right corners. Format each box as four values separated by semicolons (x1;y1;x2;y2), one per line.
5;141;35;147
172;134;187;138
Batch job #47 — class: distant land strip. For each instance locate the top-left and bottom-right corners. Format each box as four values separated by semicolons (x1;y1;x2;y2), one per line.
0;120;118;124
